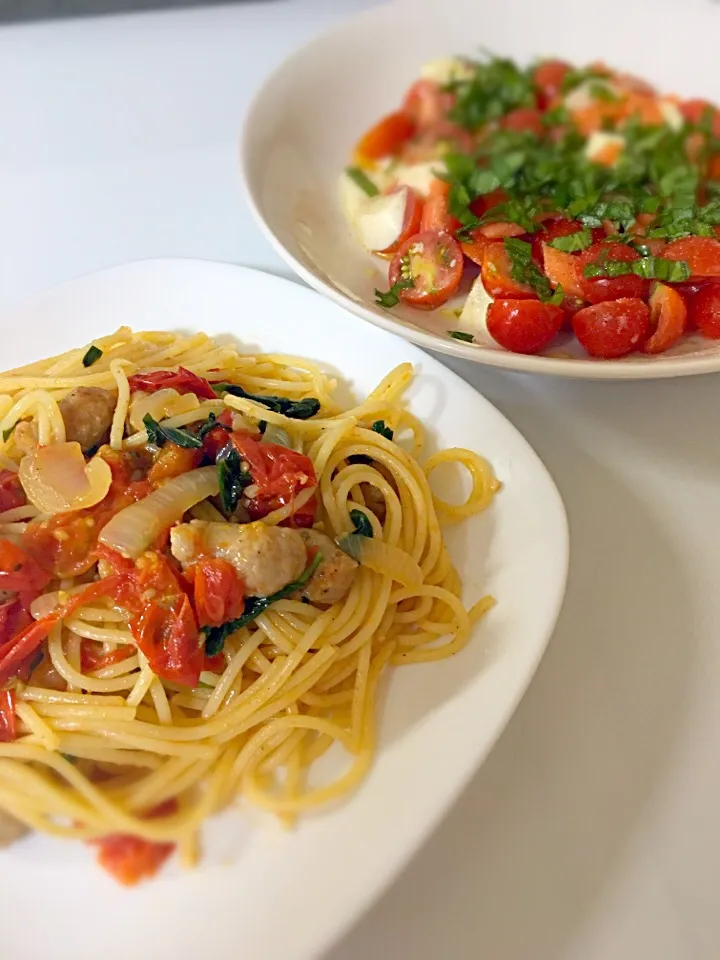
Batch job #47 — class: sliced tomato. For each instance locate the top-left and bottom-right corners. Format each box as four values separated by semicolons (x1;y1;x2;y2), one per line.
0;599;33;650
641;283;687;354
531;219;600;264
420;180;461;235
533;59;570;109
573;298;651;358
81;641;134;674
542;243;584;298
680;99;720;137
0;540;51;593
460;229;493;266
481;242;535;299
487;300;564;354
0;689;16;742
478;221;527;239
663;236;720;278
687;282;720;338
501;107;544;137
354;111;415;164
402;79;455;129
0;471;25;514
147;444;203;486
230;435;318;526
127;367;215;400
387;231;463;310
577;242;650;303
190;556;245;628
93;833;174;886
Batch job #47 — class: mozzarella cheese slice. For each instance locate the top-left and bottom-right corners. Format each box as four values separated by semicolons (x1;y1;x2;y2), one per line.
391;160;446;197
420;57;475;86
458;274;494;335
356;188;409;252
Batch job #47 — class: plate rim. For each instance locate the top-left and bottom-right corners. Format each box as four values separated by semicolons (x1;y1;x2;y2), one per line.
0;258;569;960
239;1;720;382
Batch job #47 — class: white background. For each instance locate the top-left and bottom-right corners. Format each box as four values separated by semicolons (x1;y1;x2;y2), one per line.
1;3;718;958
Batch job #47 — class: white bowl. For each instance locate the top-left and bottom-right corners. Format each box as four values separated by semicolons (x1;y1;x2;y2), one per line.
242;0;720;379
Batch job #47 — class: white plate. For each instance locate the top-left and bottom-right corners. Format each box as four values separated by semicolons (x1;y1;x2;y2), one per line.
1;260;567;960
241;0;720;380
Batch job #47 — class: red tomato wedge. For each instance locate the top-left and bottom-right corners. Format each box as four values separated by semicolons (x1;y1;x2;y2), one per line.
388;231;463;309
663;236;720;278
687;282;720;337
576;242;650;303
487;300;564;354
373;186;423;256
501;108;544;137
533;59;571;109
190;556;246;628
0;471;25;514
460;229;493;266
354;111;415;164
402;79;455;129
127;367;216;400
0;689;16;742
481;242;535;299
0;540;51;593
542;243;585;298
420;180;461;235
230;435;318;527
573;298;651;358
641;283;687;354
91;800;178;886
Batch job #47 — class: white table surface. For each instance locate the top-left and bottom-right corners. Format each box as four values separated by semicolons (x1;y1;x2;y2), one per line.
1;3;718;958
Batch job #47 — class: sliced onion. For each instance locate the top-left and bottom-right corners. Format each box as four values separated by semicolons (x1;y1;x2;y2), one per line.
261;424;292;448
337;535;422;587
19;442;112;515
98;466;219;558
127;388;199;432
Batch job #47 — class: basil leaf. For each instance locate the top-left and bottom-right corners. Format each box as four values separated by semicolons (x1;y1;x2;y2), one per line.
503;238;563;303
82;345;103;367
345;166;379;197
448;330;475;342
2;424;16;443
583;256;691;282
371;419;394;441
375;277;414;309
350;509;373;538
347;455;374;465
212;383;320;420
217;448;252;514
196;412;231;441
142;413;202;449
548;229;593;252
203;553;323;654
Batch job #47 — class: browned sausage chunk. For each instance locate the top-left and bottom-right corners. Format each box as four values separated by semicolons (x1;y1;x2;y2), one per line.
58;387;117;452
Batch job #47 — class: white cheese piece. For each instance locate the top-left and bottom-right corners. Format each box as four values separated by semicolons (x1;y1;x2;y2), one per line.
458;274;494;335
356;189;408;253
338;171;373;226
420;57;475;85
565;78;620;112
391;160;446;197
658;98;684;131
585;131;625;164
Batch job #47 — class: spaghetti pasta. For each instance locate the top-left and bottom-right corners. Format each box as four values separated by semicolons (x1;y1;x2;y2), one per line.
0;327;499;884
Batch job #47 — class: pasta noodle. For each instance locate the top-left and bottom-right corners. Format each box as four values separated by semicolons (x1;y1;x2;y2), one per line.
0;327;499;883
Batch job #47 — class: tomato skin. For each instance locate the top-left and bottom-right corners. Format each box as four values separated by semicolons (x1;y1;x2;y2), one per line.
91;800;178;886
420;180;461;235
531;219;602;265
542;243;585;298
577;242;650;304
573;298;651;358
663;236;720;278
501;107;544;137
0;540;51;593
460;229;493;266
402;79;454;129
641;283;687;354
680;99;720;137
81;641;134;674
0;471;25;514
487;299;564;354
355;111;415;163
388;230;464;309
127;367;216;400
0;689;16;742
230;435;318;526
147;444;203;486
376;187;423;255
481;242;535;299
687;282;720;338
533;59;571;109
190;556;245;628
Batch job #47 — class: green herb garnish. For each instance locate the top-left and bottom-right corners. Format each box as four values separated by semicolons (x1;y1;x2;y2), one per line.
448;330;475;342
375;277;414;309
2;424;16;443
350;509;373;538
217;448;252;514
203;553;323;655
196;412;231;441
82;345;103;367
449;55;535;132
582;256;691;282
504;238;564;303
143;413;203;449
345;166;380;197
547;229;593;252
371;419;394;441
212;384;320;420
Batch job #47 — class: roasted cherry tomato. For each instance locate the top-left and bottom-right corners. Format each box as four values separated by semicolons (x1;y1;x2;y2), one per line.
687;282;720;337
90;800;178;886
127;367;216;400
388;230;464;309
533;59;571;109
0;690;16;742
230;435;318;526
641;283;687;354
487;299;564;354
147;444;203;486
0;471;25;514
663;236;720;278
0;540;51;593
572;298;651;358
481;242;535;299
354;111;415;163
190;556;246;628
542;243;584;298
576;242;650;304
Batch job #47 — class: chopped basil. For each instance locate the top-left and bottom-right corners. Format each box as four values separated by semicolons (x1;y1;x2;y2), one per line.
582;256;691;282
348;454;374;465
547;229;593;252
143;413;203;449
449;55;536;132
203;553;323;654
350;508;373;538
504;238;564;304
212;383;320;420
371;419;394;441
2;424;16;443
196;412;231;441
345;166;380;197
375;277;414;309
82;345;103;367
217;448;252;514
448;330;475;342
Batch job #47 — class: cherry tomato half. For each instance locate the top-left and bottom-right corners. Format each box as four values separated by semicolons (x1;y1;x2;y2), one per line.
533;60;571;110
388;231;464;309
542;243;584;298
487;300;564;354
641;283;687;354
577;242;650;304
354;111;415;164
481;242;535;299
402;79;455;130
501;108;544;137
572;298;651;358
663;236;720;278
376;186;423;256
687;282;720;338
420;179;461;235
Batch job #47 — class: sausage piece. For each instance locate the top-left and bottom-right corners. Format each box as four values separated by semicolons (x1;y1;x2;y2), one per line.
58;387;117;453
299;529;357;605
